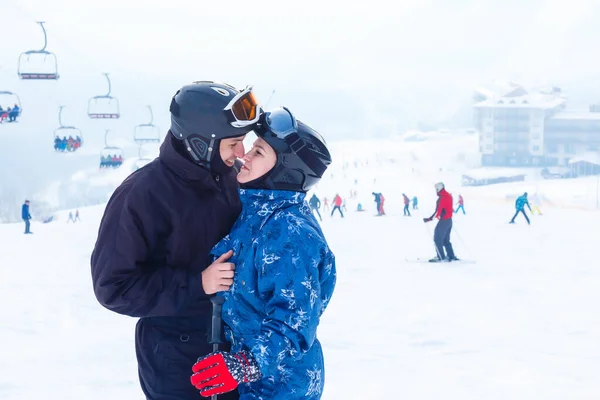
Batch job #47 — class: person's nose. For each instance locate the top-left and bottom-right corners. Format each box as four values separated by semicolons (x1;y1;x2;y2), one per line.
233;143;245;159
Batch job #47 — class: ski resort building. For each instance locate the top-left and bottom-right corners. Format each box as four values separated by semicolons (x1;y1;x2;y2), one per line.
473;83;600;167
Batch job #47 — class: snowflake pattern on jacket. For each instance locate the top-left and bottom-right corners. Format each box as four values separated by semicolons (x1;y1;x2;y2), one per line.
211;189;337;399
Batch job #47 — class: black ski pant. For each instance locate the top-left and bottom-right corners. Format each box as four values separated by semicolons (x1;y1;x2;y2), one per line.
331;205;344;218
136;317;239;400
23;219;30;234
510;209;530;224
433;218;455;260
312;207;322;221
404;204;411;216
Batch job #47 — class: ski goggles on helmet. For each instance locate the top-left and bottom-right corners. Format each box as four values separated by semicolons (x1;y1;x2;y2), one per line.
259;107;327;177
262;107;299;138
224;85;261;128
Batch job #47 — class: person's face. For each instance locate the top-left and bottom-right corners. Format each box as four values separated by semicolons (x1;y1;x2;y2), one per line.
237;137;277;184
219;136;247;167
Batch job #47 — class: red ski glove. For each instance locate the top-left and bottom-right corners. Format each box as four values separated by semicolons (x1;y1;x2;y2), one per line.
190;350;262;397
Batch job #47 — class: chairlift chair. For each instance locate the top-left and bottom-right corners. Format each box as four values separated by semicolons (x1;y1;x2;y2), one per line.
100;129;124;168
53;106;83;152
0;91;23;122
88;73;120;119
17;22;59;80
134;106;161;143
134;143;153;170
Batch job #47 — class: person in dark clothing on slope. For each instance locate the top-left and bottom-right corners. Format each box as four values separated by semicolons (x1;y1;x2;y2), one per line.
90;81;262;400
22;200;32;234
309;193;322;221
372;192;385;216
423;182;457;262
402;193;411;216
510;192;531;225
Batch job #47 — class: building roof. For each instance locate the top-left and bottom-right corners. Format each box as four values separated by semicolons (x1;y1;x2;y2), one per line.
474;93;566;109
474;81;526;99
550;111;600;121
568;151;600;165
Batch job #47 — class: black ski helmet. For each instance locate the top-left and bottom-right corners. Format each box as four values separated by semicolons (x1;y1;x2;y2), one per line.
169;81;260;166
252;107;332;192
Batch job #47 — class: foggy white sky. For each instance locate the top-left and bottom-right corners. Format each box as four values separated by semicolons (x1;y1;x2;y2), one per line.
2;0;600;136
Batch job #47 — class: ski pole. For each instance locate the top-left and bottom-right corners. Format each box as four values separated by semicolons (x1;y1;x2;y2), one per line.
451;221;472;260
209;295;225;400
424;221;443;260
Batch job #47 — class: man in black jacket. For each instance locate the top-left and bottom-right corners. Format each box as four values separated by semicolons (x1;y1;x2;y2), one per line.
91;81;261;399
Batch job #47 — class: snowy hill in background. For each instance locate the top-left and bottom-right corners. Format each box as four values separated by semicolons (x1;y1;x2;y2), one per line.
3;122;599;222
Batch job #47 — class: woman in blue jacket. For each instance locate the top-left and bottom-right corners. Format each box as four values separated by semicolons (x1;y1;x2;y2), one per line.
191;108;336;399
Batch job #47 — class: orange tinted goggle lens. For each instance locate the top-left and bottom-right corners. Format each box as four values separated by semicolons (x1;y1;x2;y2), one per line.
231;92;258;121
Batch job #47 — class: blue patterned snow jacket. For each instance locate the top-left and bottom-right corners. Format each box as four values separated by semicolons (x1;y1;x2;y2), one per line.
515;195;531;211
211;189;336;400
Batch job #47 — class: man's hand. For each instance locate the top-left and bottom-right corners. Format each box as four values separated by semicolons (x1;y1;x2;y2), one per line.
202;250;235;295
423;217;432;223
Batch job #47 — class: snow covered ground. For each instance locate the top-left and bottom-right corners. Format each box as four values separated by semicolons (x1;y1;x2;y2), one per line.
2;138;600;398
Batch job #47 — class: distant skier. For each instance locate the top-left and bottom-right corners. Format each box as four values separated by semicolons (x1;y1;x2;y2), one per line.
402;193;411;216
323;197;330;213
379;192;386;215
530;193;543;216
412;196;418;210
67;211;75;223
75;209;81;222
331;193;344;218
372;192;385;216
423;182;457;262
510;192;531;224
455;194;466;214
309;193;322;222
22;199;32;234
372;192;381;215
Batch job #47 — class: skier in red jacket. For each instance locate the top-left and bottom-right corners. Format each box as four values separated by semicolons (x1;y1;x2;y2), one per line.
423;182;458;262
331;194;344;218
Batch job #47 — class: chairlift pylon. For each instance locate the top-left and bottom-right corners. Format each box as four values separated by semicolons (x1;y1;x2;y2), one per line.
88;73;120;119
134;105;161;143
0;91;23;123
53;106;83;152
18;21;60;80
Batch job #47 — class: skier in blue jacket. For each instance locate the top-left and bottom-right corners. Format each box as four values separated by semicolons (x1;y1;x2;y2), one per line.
22;200;32;234
190;107;336;399
510;192;532;224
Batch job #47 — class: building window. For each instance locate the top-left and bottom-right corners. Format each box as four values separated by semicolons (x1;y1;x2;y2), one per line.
486;144;493;151
532;145;540;151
